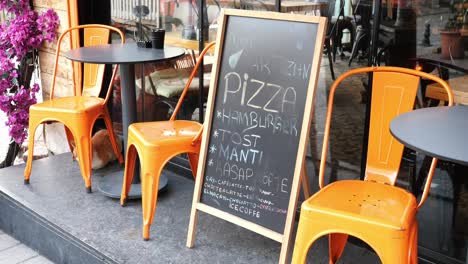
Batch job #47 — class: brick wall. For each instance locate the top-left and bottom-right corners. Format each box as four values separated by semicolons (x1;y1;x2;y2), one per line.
32;0;75;154
33;0;74;99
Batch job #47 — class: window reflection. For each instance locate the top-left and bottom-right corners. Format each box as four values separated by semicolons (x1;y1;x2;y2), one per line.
110;0;467;262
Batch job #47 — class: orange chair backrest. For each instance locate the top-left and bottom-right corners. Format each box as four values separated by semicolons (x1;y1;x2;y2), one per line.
169;42;216;145
319;66;453;206
50;24;125;103
82;28;111;97
170;41;216;122
365;71;420;185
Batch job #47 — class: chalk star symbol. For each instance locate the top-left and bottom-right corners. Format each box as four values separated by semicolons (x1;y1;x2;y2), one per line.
208;159;214;166
216;111;222;118
209;144;217;154
213;130;219;138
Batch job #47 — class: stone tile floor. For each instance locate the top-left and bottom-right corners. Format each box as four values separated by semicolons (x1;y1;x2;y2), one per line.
0;48;376;264
0;230;52;264
0;114;52;264
0;56;373;264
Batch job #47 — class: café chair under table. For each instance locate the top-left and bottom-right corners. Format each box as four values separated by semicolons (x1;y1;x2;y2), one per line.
292;66;454;263
120;42;215;241
24;24;125;192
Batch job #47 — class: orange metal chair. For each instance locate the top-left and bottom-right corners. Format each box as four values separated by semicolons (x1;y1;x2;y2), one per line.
120;42;216;240
24;25;125;193
292;66;454;264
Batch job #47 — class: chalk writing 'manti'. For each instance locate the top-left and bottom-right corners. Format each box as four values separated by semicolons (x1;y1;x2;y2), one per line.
219;143;263;165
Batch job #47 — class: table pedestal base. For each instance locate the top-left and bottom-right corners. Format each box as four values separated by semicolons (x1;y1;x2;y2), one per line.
97;170;168;199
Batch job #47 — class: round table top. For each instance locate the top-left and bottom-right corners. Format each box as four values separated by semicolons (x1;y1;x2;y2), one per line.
64;43;185;64
390;106;468;166
414;52;468;74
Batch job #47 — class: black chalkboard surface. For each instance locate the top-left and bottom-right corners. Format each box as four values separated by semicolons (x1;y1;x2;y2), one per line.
188;9;326;263
201;15;318;233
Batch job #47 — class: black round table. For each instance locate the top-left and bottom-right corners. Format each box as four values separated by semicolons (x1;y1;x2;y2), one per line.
413;52;468;74
64;43;185;199
390;106;468;166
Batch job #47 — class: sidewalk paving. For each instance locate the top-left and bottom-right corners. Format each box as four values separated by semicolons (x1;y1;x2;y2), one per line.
0;114;53;264
0;229;53;264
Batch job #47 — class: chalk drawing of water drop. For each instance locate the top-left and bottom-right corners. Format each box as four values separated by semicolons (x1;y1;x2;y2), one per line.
229;49;244;69
296;41;304;51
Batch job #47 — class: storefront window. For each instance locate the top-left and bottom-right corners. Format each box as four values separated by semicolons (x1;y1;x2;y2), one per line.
326;0;468;262
109;1;466;262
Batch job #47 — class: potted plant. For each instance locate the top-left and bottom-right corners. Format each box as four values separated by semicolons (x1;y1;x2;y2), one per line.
439;0;466;59
0;0;59;167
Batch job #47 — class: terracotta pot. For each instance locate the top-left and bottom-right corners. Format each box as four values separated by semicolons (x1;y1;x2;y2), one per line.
440;30;464;59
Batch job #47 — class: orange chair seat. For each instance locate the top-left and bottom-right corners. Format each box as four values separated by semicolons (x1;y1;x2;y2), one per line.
123;119;203;240
303;180;417;230
24;25;125;194
121;42;215;241
292;67;454;264
30;96;104;115
129;120;202;147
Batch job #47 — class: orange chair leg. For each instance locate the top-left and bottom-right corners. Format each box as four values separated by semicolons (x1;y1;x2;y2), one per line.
64;126;76;159
364;231;410;264
121;145;137;206
329;233;348;264
409;222;418;264
187;152;199;179
103;110;123;164
291;227;310;263
380;241;409;264
291;218;326;264
24;120;40;184
141;153;163;241
74;132;93;193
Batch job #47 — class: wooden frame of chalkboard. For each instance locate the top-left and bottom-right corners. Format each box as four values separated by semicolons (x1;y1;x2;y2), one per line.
187;9;327;263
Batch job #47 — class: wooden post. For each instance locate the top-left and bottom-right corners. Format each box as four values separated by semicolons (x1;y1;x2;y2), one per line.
301;164;311;199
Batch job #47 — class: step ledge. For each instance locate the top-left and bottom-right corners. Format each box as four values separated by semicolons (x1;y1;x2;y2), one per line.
0;191;118;264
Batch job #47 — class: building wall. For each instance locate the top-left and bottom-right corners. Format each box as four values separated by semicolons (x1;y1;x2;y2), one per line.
33;0;74;100
33;0;75;154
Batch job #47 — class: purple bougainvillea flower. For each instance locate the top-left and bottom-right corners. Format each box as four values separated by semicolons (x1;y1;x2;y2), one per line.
0;0;59;144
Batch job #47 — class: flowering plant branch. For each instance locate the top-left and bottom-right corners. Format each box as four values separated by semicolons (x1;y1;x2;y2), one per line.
0;0;59;144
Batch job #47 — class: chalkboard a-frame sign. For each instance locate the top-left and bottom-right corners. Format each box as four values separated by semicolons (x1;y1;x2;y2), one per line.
187;9;327;263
